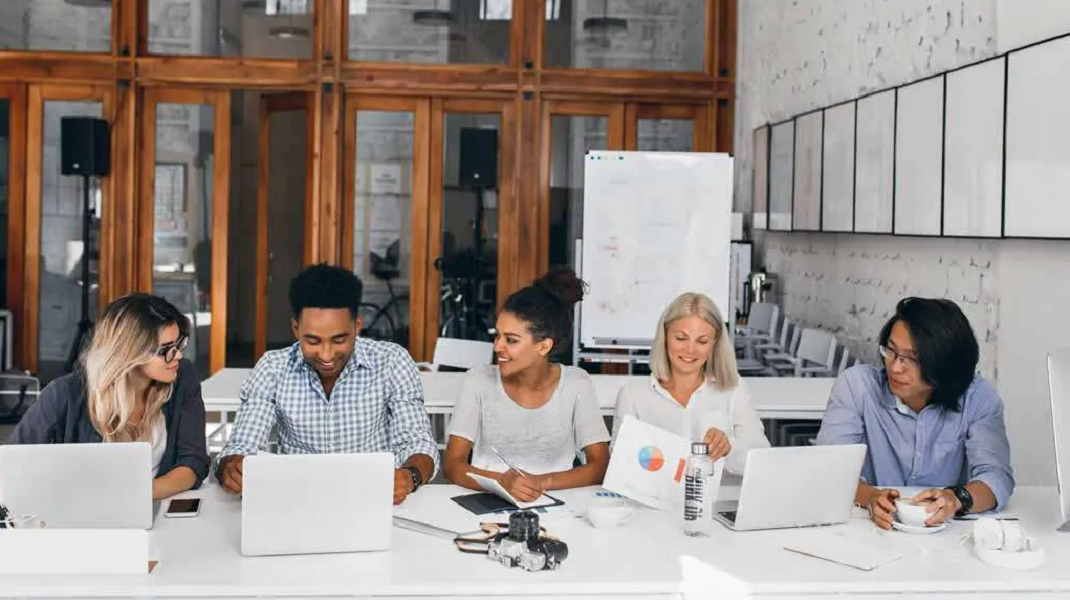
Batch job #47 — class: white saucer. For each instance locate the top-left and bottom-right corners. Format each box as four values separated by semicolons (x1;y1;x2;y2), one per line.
892;520;947;534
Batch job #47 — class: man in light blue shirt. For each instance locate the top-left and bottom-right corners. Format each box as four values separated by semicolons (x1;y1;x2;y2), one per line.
217;264;438;505
817;297;1014;529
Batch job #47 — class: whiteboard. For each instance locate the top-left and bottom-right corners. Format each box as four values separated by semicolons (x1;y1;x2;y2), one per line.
822;102;855;232
944;57;1005;238
1006;35;1070;238
752;126;769;230
854;90;895;233
894;76;944;236
580;151;733;348
769;121;794;230
792;112;823;231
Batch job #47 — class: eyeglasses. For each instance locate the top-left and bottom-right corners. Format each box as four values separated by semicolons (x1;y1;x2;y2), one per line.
156;335;189;363
877;344;919;371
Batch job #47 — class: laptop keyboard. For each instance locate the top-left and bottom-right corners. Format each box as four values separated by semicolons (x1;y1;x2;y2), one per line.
719;510;737;523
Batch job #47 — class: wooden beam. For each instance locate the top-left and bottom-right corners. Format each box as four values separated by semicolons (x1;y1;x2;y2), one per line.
517;90;540;286
3;84;27;370
209;90;232;374
255;94;271;360
0;53;124;84
22;85;42;373
424;97;444;360
409;99;432;362
719;0;738;80
541;70;717;101
135;88;157;292
498;99;520;307
706;0;719;78
340;64;519;95
318;86;343;264
138;57;318;88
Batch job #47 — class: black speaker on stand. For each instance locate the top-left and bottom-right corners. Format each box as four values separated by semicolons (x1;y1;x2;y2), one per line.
60;116;110;374
458;127;497;260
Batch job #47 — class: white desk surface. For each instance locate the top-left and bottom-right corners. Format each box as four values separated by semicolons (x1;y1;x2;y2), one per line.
3;484;1069;598
203;368;833;421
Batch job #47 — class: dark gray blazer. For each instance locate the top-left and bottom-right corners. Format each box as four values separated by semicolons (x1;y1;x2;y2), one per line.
6;359;210;487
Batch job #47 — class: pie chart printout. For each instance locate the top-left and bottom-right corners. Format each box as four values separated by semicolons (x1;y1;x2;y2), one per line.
638;446;665;472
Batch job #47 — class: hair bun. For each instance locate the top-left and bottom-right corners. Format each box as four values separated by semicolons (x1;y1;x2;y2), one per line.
534;266;586;307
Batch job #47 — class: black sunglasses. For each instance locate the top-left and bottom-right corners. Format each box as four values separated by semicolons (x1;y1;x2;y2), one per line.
156;334;189;363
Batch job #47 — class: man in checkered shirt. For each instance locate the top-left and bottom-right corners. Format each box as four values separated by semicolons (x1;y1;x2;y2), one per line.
217;264;438;505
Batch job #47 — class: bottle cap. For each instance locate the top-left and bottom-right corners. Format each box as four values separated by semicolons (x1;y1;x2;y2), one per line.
691;442;708;455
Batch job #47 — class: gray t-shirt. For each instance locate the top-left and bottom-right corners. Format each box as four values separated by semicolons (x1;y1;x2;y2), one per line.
449;365;610;475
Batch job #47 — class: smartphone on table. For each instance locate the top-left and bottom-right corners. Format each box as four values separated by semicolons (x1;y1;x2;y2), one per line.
165;498;201;518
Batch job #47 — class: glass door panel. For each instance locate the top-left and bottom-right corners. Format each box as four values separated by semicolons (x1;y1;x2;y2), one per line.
255;92;312;359
141;89;230;377
437;111;500;342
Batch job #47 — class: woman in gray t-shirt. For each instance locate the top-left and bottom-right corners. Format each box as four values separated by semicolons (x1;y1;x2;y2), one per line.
443;268;610;502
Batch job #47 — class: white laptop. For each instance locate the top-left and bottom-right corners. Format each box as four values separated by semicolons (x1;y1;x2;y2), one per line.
714;444;866;531
1046;350;1070;533
241;452;394;556
0;442;154;529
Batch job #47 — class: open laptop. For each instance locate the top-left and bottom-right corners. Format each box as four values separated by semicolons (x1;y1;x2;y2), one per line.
241;452;394;556
0;442;154;529
1047;350;1070;533
714;444;866;531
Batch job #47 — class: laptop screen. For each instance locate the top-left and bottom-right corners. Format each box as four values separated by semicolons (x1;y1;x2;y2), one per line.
1047;351;1070;524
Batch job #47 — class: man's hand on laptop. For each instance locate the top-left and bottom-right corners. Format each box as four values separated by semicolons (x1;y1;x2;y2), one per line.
703;427;732;460
219;455;245;494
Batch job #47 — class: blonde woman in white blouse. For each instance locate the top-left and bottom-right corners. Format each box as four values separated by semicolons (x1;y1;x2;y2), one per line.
612;292;770;475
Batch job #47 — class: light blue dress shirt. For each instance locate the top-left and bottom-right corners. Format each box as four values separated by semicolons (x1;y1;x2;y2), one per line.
816;364;1014;509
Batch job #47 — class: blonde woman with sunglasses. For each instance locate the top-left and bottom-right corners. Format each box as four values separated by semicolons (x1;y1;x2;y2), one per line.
8;293;210;500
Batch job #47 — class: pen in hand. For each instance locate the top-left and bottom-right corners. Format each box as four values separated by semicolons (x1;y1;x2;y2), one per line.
490;446;530;480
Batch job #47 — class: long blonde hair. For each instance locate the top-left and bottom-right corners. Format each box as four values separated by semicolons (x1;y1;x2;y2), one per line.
650;292;739;391
82;293;189;443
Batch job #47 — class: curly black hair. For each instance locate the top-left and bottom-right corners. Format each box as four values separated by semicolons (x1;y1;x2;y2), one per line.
288;263;364;320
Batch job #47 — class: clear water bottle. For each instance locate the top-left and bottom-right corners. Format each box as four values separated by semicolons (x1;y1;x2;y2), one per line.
683;442;714;537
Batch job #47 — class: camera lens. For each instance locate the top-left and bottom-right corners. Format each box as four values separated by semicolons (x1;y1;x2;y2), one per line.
507;511;540;542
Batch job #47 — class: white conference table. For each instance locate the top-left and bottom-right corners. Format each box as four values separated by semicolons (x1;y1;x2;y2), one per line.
4;483;1069;598
202;368;834;421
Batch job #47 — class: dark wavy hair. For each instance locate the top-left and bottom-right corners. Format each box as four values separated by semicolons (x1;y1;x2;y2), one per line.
878;297;979;412
501;267;587;356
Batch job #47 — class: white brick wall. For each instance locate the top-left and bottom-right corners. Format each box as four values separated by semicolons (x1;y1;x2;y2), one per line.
737;0;1070;486
762;232;1000;377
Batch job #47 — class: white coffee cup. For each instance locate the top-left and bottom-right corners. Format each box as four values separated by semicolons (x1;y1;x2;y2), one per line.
587;496;634;529
895;498;932;527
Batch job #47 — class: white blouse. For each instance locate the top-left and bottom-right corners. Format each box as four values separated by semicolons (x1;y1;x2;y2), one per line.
150;418;168;477
612;376;770;475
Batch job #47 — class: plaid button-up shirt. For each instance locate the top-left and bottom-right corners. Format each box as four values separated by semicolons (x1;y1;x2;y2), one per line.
219;339;439;475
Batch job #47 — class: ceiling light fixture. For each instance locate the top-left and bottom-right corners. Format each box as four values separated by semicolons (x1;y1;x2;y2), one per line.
414;0;454;26
269;25;311;39
267;0;310;39
583;0;627;33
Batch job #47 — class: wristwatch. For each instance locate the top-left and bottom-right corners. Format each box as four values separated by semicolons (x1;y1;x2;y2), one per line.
403;466;423;492
946;484;974;517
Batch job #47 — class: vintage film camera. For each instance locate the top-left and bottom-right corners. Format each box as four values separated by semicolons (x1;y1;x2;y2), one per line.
484;511;568;572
